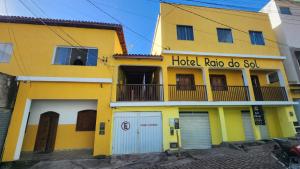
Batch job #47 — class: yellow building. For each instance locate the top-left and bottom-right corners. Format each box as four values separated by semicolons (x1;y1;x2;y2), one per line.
0;3;298;162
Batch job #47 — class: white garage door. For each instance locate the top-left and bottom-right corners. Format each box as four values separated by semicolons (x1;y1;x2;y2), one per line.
180;112;211;149
112;112;162;155
242;111;255;141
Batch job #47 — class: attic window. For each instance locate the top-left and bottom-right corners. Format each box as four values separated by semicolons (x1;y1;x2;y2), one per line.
53;47;98;66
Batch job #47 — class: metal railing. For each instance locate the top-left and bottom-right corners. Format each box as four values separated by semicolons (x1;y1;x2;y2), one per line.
117;84;163;101
253;86;288;101
212;86;250;101
168;85;207;101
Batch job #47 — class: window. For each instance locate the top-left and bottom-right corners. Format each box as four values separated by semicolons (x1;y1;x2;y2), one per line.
176;74;195;90
280;7;292;15
176;25;194;41
0;43;13;63
249;31;265;45
76;110;96;131
210;75;227;91
268;72;279;84
54;47;98;66
217;28;233;43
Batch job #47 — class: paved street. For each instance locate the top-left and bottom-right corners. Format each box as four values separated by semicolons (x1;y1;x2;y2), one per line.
0;141;287;169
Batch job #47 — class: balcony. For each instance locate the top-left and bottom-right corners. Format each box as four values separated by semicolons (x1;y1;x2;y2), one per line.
117;84;163;101
168;85;207;101
212;86;250;101
253;86;288;101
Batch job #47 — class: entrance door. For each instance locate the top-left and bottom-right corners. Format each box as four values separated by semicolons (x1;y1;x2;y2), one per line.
112;112;162;155
251;75;263;101
241;111;255;141
180;112;211;149
34;112;59;153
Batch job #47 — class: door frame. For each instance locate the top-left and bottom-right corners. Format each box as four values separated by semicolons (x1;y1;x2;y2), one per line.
13;99;31;160
251;75;263;101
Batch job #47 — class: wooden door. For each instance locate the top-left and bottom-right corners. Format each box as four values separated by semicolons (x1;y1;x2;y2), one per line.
251;75;263;100
34;112;59;153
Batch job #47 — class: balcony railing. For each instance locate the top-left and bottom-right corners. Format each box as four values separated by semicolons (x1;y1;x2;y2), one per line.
253;86;288;101
168;85;207;101
212;86;250;101
117;84;163;101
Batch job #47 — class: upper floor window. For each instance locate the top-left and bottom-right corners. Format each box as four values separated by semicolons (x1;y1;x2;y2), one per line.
268;72;279;84
249;31;265;46
217;28;233;43
177;25;194;41
280;7;292;15
210;75;227;91
176;74;195;90
53;47;98;66
0;43;13;63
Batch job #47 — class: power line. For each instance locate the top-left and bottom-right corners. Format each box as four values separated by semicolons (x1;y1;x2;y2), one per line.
4;0;28;75
162;1;290;48
17;0;108;66
84;0;168;50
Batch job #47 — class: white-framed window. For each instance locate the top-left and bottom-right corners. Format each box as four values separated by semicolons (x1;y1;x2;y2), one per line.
0;43;13;63
53;46;98;66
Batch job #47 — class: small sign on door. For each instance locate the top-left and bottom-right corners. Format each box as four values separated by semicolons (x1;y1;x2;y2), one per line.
121;121;130;131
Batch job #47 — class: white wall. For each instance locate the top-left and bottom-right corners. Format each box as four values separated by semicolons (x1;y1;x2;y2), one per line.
28;100;97;125
261;0;300;83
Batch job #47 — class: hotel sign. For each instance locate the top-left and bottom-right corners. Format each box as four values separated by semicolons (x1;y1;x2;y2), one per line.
252;105;265;125
171;56;260;69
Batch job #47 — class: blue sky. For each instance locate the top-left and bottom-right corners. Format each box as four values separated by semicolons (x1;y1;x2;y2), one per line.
0;0;269;54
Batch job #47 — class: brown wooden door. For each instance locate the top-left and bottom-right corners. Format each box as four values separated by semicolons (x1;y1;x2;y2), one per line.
251;75;263;101
34;112;59;153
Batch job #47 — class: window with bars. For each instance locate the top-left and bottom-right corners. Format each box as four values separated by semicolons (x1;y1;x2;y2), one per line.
176;25;194;41
249;31;265;45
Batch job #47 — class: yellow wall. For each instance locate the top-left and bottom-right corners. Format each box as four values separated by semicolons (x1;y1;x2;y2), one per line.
209;69;244;86
22;125;94;151
0;23;121;77
224;107;247;141
1;82;112;161
158;3;280;56
263;107;282;138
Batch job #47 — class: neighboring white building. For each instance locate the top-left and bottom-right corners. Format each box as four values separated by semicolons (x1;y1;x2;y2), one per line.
261;0;300;84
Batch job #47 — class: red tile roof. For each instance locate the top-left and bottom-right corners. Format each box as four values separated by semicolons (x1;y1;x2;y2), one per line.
0;15;127;54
